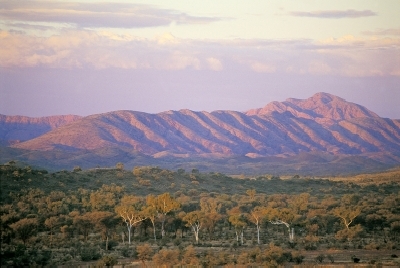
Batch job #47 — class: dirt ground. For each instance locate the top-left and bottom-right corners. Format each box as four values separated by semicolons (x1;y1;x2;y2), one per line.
298;249;400;266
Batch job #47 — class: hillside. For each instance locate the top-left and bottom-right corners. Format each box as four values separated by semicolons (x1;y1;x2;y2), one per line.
1;92;400;174
2;164;399;202
0;114;81;146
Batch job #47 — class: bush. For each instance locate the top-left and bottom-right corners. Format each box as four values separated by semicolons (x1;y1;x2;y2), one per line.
291;251;305;264
119;245;136;258
153;249;179;266
97;255;118;267
264;244;292;265
136;243;153;265
80;246;101;261
6;246;52;267
174;238;182;246
101;239;118;251
315;254;325;263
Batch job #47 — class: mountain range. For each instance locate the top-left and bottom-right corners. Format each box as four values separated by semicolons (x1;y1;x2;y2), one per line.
1;92;400;175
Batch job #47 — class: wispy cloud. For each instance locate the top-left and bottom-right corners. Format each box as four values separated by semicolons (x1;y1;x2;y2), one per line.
363;28;400;36
0;1;221;28
1;29;399;77
4;22;57;31
290;9;377;19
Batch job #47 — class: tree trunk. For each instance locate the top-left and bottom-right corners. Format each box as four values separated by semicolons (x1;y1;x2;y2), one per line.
161;220;165;237
126;224;132;244
153;225;157;241
289;227;294;242
192;226;199;244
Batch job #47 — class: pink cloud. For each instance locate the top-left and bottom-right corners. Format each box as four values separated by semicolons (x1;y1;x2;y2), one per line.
0;2;221;28
290;9;376;19
1;30;399;77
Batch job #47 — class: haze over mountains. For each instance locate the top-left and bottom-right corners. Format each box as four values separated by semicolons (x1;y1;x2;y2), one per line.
1;92;400;175
0;114;81;146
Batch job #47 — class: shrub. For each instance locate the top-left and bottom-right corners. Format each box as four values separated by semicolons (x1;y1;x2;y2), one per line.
291;251;305;264
80;246;101;261
136;243;153;265
182;245;199;265
264;243;292;265
97;255;118;267
174;238;182;246
120;245;136;258
101;240;118;251
315;254;325;263
153;249;179;266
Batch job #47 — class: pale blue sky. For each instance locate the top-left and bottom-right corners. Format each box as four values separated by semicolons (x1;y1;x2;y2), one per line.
1;0;399;118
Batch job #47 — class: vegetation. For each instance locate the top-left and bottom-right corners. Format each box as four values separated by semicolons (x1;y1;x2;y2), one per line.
1;163;400;266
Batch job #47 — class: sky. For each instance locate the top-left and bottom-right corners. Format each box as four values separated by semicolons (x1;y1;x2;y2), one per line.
0;0;399;118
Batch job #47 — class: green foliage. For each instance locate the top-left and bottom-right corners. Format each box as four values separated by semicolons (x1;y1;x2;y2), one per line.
315;254;325;263
152;248;180;266
1;165;400;266
101;240;118;251
97;255;118;267
80;246;101;261
4;165;399;203
1;244;51;267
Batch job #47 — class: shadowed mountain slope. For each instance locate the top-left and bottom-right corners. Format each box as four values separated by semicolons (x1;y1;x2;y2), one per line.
0;114;81;146
8;93;400;161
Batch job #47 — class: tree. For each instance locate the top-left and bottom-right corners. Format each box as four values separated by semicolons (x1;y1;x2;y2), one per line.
143;205;158;241
89;184;124;211
10;218;38;245
116;162;124;170
290;193;310;214
335;224;364;242
228;207;246;245
44;216;60;244
86;211;116;250
146;193;180;238
332;206;361;230
269;207;297;243
73;213;94;242
183;211;204;244
115;195;146;244
200;198;222;240
246;189;256;201
247;206;267;244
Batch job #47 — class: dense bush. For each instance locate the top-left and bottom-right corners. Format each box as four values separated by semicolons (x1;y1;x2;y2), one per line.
1;165;400;266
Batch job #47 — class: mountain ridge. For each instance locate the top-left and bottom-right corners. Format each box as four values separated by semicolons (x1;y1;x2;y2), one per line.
1;92;400;174
7;92;400;155
0;114;81;146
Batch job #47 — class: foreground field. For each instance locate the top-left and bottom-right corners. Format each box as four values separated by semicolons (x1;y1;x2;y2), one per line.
69;249;400;267
1;163;399;266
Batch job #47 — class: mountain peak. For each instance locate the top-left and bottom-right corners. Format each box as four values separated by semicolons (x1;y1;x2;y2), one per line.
286;92;341;105
3;92;400;168
311;92;343;103
246;92;379;121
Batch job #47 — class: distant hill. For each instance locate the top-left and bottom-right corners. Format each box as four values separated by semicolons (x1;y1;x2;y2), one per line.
0;114;81;146
1;92;399;174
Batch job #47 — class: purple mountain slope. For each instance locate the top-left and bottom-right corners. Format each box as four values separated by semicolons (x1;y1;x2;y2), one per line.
4;93;399;162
